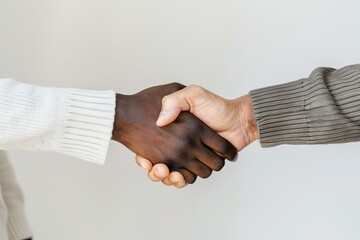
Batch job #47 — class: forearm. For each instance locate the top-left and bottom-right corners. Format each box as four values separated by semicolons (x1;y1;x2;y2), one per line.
0;79;116;164
250;64;360;147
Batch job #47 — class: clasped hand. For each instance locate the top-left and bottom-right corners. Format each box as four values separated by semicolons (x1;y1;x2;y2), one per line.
135;85;259;188
111;83;239;184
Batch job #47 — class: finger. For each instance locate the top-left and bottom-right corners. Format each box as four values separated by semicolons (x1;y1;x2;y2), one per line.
153;163;170;178
174;181;187;188
135;155;153;171
148;164;170;182
161;177;173;186
201;128;238;161
176;168;197;184
161;172;186;188
168;171;185;185
185;159;212;179
157;85;212;127
196;147;226;171
156;90;191;127
169;172;187;188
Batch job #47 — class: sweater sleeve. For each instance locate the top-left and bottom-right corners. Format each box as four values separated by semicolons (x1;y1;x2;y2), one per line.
0;79;116;164
250;64;360;147
0;152;32;240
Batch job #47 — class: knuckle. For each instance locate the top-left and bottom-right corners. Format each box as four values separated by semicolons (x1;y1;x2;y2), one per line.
187;85;207;101
162;95;170;104
169;82;185;90
179;136;196;148
188;84;204;93
184;118;202;132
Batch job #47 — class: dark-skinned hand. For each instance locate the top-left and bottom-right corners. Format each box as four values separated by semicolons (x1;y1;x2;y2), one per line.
111;83;238;183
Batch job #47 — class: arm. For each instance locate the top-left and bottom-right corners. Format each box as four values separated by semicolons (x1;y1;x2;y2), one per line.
250;64;360;146
0;79;115;164
0;152;32;240
0;79;237;182
138;64;360;187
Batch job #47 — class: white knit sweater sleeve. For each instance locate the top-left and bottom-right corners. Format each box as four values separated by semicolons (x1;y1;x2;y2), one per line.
0;79;116;165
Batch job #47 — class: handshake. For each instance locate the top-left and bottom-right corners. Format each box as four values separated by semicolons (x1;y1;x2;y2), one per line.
111;83;259;188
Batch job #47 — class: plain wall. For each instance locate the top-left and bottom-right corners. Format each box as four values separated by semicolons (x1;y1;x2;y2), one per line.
1;0;360;239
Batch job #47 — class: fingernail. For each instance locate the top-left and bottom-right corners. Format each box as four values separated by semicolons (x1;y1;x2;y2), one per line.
155;169;161;177
156;112;167;125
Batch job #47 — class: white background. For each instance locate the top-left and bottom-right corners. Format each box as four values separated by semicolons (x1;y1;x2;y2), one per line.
1;0;360;239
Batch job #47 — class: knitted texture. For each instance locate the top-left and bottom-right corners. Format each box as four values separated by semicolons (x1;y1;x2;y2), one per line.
0;79;116;164
250;64;360;147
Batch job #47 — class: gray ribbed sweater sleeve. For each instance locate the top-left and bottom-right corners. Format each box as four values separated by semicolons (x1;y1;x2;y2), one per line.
250;64;360;147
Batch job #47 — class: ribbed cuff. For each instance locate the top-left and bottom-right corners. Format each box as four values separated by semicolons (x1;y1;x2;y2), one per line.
7;210;32;240
250;65;360;147
56;89;116;165
250;79;310;147
0;79;116;164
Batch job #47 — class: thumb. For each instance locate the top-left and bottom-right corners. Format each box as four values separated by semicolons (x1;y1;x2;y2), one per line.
156;90;191;127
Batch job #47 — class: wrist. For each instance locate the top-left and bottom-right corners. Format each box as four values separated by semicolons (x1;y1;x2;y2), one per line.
240;94;259;143
111;93;128;142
